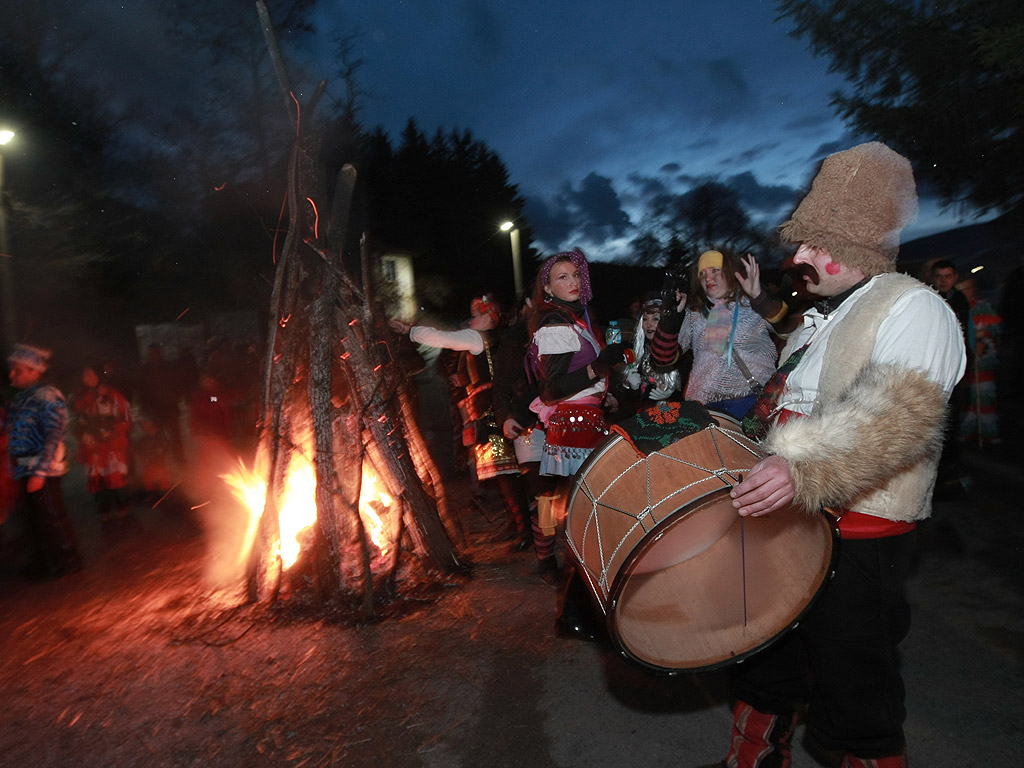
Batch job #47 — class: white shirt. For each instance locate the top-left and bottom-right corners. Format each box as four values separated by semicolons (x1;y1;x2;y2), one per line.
533;324;606;399
409;326;484;355
779;276;966;416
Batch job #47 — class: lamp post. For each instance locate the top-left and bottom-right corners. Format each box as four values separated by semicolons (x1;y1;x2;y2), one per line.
500;221;523;298
0;129;15;351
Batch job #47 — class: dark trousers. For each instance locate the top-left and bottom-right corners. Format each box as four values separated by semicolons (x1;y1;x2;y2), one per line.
21;476;82;576
729;531;916;758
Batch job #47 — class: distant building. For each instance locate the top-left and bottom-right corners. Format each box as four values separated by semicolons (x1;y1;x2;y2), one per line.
376;250;418;320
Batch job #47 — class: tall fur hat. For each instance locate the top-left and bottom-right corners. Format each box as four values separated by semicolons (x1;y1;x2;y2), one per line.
778;142;918;276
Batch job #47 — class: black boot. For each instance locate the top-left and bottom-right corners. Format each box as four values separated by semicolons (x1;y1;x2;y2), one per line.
555;567;603;641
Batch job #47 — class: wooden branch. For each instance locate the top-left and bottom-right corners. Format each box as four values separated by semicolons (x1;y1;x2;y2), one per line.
260;143;300;422
307;268;344;600
255;0;298;124
327;164;357;259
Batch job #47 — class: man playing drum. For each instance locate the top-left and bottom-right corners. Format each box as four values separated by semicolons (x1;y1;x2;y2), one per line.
711;143;966;768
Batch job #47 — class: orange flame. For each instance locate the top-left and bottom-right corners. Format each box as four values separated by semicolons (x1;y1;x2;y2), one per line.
223;447;394;571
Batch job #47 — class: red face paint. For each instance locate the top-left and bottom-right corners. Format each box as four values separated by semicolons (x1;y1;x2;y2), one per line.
825;261;842;275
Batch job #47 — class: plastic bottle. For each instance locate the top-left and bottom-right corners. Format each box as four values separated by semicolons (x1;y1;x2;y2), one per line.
605;320;621;345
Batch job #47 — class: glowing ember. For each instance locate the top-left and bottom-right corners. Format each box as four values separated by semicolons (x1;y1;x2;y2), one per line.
223;449;394;572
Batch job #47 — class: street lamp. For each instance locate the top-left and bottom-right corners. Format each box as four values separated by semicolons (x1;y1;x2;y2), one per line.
0;128;15;351
500;221;523;298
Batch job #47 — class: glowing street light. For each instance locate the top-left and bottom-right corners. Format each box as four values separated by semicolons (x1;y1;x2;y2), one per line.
0;128;16;350
500;221;523;298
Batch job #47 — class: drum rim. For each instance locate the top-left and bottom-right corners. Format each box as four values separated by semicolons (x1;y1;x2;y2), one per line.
606;495;840;676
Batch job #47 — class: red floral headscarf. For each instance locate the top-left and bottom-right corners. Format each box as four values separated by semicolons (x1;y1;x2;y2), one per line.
471;294;501;326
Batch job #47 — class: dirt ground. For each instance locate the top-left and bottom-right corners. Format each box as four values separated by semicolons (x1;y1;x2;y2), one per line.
2;428;1023;768
0;475;575;768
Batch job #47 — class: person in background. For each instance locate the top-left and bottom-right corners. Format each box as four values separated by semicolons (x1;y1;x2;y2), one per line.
138;344;185;466
3;344;82;578
958;278;1002;445
493;293;561;580
71;364;133;522
134;417;173;503
391;295;530;546
187;371;237;502
677;248;787;419
930;259;971;330
930;259;974;492
711;142;965;768
619;292;686;412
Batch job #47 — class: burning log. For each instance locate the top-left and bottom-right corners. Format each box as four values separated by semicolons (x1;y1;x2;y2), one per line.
231;5;460;616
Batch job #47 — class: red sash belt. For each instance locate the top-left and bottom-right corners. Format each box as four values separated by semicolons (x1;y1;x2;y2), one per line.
775;409;917;540
545;404;608;450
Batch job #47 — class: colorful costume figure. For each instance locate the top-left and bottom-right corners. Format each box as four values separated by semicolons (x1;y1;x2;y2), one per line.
960;298;1001;444
397;296;529;541
528;249;620;478
526;249;631;636
4;344;82;577
677;250;781;417
621;295;684;404
71;371;132;516
409;324;520;482
719;143;966;768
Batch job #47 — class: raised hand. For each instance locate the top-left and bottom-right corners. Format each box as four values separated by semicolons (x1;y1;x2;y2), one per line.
735;253;763;300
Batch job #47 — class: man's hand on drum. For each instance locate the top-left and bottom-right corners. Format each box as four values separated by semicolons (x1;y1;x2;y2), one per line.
730;455;795;517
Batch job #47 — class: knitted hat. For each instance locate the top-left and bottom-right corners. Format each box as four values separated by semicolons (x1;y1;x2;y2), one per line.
7;343;52;372
779;142;918;276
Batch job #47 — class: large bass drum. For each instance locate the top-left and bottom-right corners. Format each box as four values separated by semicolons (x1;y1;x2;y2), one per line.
565;413;837;674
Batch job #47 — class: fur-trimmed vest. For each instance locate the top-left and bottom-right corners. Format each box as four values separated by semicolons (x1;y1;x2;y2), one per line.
763;273;948;522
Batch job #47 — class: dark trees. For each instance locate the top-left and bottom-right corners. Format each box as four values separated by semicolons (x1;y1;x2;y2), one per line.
777;0;1024;216
355;119;532;314
0;0;173;357
628;180;778;270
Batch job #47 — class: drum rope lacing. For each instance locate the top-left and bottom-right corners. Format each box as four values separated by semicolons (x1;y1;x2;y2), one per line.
569;424;763;603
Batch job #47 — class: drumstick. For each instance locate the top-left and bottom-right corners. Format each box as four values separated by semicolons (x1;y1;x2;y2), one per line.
737;473;748;628
741;514;749;626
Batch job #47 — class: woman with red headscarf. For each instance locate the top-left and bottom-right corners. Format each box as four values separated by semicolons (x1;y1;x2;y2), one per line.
390;294;530;545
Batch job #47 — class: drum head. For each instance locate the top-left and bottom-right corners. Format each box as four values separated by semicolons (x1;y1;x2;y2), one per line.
610;494;836;673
